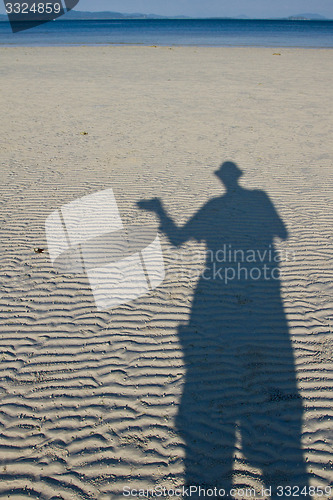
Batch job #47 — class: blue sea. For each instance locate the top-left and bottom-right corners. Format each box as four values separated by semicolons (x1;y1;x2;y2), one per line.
0;19;332;48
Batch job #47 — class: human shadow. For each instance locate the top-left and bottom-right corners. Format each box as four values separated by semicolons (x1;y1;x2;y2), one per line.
138;162;309;498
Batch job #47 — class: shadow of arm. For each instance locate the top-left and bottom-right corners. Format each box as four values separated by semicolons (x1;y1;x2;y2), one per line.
137;198;194;247
258;191;288;240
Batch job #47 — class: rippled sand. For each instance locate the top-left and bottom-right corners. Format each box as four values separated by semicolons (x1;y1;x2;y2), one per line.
0;46;333;499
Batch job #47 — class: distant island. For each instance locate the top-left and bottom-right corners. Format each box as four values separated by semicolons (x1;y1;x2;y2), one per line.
56;10;190;20
286;13;328;20
0;10;330;22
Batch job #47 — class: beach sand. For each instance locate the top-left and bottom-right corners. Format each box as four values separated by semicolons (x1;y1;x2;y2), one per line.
0;46;333;499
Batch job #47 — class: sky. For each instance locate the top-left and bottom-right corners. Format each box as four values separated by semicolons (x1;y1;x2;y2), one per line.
1;0;333;18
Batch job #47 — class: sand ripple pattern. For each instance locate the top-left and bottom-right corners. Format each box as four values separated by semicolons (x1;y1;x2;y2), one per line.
0;47;333;498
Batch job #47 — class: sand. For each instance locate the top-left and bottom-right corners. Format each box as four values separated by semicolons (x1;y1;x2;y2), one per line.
0;46;333;499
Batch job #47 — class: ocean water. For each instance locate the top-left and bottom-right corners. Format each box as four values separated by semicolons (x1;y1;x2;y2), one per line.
0;19;332;48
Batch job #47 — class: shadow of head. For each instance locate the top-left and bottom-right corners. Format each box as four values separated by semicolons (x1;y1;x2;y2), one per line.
215;161;243;189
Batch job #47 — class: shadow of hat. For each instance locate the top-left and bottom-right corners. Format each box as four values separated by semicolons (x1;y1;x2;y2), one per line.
215;161;243;180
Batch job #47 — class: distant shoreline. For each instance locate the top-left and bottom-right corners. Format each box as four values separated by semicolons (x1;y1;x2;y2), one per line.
0;14;332;22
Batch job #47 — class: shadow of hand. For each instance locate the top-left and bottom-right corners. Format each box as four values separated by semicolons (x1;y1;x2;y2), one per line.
137;198;162;213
